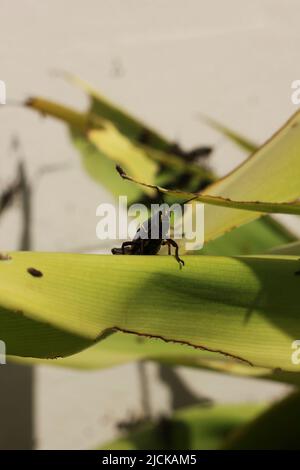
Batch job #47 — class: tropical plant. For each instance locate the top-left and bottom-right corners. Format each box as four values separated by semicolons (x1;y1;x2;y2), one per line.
2;74;300;448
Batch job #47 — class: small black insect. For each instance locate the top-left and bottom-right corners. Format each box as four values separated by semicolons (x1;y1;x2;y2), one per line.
111;206;185;268
27;267;43;278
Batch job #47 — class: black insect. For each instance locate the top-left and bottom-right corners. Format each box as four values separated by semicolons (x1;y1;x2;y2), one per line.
111;206;185;268
27;267;43;278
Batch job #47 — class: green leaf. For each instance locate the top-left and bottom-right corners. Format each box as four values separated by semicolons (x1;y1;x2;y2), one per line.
62;76;218;196
64;81;295;256
269;240;300;255
100;403;265;450
202;110;300;240
10;332;223;370
118;168;300;217
225;391;300;449
26;97;90;131
71;129;142;202
201;115;258;153
87;125;157;197
11;330;300;388
2;251;300;371
118;109;300;241
26;97;158;201
26;96;215;201
201;217;296;256
63;73;171;150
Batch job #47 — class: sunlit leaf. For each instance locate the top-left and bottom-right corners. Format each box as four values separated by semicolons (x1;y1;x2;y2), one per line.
71;129;142;202
26;97;158;200
201;217;296;256
61;72;170;150
117;110;300;242
1;252;300;371
88;125;157;197
117;167;300;217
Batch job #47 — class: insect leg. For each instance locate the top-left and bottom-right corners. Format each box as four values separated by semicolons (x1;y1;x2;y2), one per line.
165;239;185;268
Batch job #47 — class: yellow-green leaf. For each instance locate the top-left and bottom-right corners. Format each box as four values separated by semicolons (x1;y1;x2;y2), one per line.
202;110;300;241
101;403;265;450
88;125;157;197
225;391;300;449
1;252;300;371
118;168;300;217
118;110;300;242
26;97;158;200
62;72;170;150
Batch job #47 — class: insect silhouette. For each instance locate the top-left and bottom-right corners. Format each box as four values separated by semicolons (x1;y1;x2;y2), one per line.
111;208;184;268
112;167;184;268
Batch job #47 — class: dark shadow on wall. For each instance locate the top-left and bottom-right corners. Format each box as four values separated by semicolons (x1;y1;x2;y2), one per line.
158;364;212;410
0;363;34;449
0;139;34;449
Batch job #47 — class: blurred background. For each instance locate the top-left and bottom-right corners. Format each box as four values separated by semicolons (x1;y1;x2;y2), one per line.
0;0;299;449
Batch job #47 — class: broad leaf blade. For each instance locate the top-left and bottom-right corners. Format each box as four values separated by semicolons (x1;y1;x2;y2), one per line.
101;403;265;450
1;252;300;371
202;110;300;240
88;125;156;197
118;169;300;217
71;129;142;202
118;110;300;241
62;72;170;150
11;333;300;388
26;97;157;201
225;391;300;449
201;217;296;256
